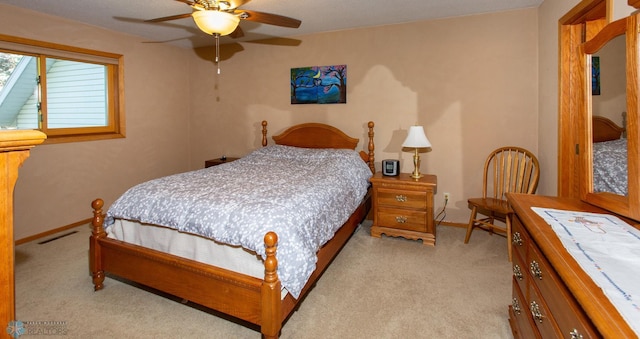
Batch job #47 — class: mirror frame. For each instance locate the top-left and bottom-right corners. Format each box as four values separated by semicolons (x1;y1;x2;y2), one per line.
583;16;639;218
559;0;640;221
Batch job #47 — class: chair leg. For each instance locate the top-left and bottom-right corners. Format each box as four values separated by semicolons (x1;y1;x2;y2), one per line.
464;206;477;244
506;214;513;262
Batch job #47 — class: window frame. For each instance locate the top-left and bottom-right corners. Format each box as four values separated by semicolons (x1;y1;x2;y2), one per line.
0;34;125;144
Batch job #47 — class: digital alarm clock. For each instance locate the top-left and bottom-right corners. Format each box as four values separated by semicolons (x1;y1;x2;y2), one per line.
382;159;400;176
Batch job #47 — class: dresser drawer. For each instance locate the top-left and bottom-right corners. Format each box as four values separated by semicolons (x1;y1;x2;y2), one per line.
512;246;528;298
376;207;427;232
528;243;598;338
376;188;427;209
510;280;540;339
528;282;561;337
511;215;528;264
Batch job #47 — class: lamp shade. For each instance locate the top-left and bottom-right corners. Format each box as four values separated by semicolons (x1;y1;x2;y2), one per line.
192;10;240;36
402;126;432;148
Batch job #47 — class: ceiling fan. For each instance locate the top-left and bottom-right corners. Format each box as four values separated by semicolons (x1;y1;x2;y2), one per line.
146;0;302;73
147;0;302;38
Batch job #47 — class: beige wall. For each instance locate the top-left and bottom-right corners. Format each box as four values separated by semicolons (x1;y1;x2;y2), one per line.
0;4;193;240
2;3;549;240
592;33;626;125
188;9;539;223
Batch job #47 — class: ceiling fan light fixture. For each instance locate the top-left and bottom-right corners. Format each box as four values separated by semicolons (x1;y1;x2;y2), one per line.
192;10;239;36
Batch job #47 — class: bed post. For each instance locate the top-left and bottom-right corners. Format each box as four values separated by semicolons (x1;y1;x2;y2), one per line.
90;198;106;291
367;121;375;173
262;121;268;147
261;231;281;339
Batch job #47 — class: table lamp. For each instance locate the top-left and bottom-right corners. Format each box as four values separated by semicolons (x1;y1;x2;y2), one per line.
402;125;432;179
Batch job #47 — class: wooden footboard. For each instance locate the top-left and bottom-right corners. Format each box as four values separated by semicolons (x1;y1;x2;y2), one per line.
90;198;282;338
90;195;370;338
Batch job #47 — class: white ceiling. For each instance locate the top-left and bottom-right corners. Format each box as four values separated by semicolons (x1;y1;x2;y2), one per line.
0;0;543;49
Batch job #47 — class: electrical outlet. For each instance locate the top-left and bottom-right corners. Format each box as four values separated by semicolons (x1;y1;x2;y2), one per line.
444;192;450;201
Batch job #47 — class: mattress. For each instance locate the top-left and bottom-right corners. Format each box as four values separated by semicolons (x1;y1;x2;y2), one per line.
106;219;289;298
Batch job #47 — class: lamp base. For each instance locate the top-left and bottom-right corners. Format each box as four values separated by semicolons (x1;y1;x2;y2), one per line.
410;150;422;180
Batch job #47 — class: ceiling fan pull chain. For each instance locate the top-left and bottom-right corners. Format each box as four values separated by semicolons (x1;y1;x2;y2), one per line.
215;33;221;74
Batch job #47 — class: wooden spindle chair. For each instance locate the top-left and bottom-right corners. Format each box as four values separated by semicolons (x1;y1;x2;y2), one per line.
464;146;540;261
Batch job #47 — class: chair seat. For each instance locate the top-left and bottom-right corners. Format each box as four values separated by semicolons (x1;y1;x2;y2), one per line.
467;197;511;216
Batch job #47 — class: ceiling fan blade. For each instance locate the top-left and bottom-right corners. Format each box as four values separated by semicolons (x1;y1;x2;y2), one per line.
229;25;245;39
236;10;301;28
145;13;193;23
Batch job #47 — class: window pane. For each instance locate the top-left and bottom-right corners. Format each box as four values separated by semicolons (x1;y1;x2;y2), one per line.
0;52;38;129
46;58;107;128
1;34;124;143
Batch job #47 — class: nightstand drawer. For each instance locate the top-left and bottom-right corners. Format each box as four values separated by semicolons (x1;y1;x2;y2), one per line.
376;188;427;209
377;207;426;232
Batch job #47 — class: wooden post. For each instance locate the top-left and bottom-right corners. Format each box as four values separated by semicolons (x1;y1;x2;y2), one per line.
261;231;281;339
0;130;46;336
262;121;268;147
367;121;375;174
90;199;106;291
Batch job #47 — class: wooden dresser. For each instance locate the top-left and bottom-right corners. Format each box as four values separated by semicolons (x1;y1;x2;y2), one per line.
0;130;46;333
370;172;437;246
507;193;638;338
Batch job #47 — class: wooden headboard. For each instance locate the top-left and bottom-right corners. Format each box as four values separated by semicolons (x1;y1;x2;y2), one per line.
261;121;376;173
592;115;625;142
272;122;359;149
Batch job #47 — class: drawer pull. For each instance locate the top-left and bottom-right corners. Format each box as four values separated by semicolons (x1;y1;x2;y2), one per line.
512;232;523;246
569;329;584;339
530;301;544;323
512;297;521;315
530;261;543;280
395;216;408;223
513;264;523;281
395;195;407;202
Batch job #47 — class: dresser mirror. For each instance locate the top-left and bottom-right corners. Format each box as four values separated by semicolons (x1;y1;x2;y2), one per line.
587;25;627;196
559;1;640;221
582;14;640;220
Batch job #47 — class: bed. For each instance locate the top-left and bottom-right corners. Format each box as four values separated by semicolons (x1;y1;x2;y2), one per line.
592;115;627;195
89;120;376;338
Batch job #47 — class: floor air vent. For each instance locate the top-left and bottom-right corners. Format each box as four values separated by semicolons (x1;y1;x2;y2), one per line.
38;231;78;245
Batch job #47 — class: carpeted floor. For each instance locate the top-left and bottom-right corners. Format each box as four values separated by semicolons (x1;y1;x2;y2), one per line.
14;221;514;338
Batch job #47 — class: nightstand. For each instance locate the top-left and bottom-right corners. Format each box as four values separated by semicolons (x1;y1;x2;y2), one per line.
204;157;239;168
370;172;437;246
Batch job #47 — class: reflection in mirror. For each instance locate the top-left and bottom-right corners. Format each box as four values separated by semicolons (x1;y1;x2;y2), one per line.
590;34;628;196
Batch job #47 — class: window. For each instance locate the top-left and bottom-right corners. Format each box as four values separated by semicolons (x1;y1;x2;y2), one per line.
0;34;124;143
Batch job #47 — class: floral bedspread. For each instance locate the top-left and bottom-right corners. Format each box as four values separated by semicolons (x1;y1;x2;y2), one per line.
104;145;372;298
